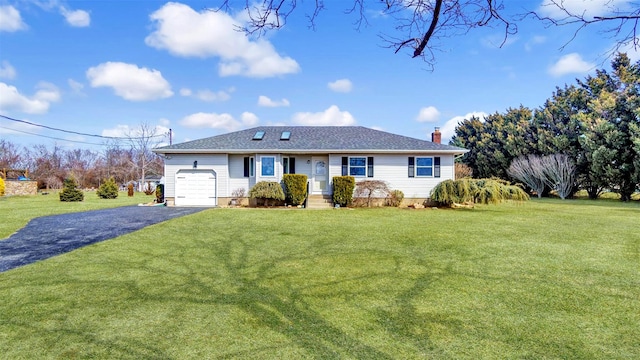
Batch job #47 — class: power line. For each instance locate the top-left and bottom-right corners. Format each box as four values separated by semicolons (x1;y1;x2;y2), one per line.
0;126;107;146
0;114;167;140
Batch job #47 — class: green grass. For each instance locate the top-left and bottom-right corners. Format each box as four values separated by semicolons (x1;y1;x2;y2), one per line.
0;191;154;239
1;199;639;359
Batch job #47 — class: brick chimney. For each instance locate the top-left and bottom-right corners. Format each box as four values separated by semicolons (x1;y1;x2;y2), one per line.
431;127;441;144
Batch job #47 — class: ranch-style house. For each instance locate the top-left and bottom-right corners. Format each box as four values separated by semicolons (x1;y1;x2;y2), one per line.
152;126;467;207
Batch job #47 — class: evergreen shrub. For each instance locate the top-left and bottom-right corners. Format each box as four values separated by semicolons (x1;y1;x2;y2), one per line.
332;176;355;207
282;174;308;205
156;184;164;203
430;178;528;206
97;177;119;199
59;177;84;202
249;181;285;206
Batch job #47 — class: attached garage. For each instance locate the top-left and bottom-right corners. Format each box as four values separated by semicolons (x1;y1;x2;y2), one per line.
175;169;217;206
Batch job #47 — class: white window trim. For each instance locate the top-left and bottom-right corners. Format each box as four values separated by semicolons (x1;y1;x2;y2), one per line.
260;156;276;177
349;156;367;178
415;156;434;177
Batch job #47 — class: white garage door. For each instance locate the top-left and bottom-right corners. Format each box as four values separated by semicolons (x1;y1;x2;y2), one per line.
175;170;217;206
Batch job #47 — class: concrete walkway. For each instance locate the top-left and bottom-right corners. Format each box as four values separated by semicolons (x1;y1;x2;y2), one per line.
0;206;206;272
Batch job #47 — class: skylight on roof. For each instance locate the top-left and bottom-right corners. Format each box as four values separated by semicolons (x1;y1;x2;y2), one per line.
280;131;291;140
252;131;265;140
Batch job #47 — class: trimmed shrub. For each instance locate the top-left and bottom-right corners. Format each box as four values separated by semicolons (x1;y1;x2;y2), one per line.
332;176;355;207
0;177;4;196
282;174;308;205
59;177;84;202
249;181;285;207
386;189;404;207
430;178;529;207
97;177;119;199
127;183;134;197
156;184;164;203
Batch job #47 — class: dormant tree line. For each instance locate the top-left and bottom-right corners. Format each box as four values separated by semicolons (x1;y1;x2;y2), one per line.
453;53;640;201
0;123;165;190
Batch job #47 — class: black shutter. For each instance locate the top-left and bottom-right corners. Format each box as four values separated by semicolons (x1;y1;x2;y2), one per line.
342;157;348;176
243;157;249;177
367;157;374;177
290;158;296;174
408;157;415;178
434;157;441;178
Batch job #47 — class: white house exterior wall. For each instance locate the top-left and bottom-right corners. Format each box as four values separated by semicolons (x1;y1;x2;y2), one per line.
328;153;456;198
164;154;228;202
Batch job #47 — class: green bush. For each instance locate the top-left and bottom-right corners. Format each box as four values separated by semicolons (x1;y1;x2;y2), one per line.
0;177;5;196
59;177;84;202
249;181;285;207
332;176;355;207
430;178;529;207
156;184;164;203
97;177;119;199
386;189;404;207
282;174;308;205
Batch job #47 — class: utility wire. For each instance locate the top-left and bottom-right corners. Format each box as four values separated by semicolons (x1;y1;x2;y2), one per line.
0;126;106;146
0;114;167;140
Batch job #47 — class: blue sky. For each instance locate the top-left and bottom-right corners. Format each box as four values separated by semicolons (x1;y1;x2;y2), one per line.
1;0;638;150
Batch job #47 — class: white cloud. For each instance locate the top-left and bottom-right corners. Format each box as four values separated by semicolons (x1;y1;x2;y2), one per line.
617;42;640;61
258;95;290;107
179;87;233;102
538;0;635;19
159;118;171;127
525;35;546;52
416;106;440;122
292;105;356;126
441;111;487;143
0;5;27;32
0;82;61;114
60;7;90;27
102;124;170;138
180;112;260;131
67;78;84;94
145;2;300;78
241;112;259;126
328;79;353;93
195;89;232;102
548;53;595;77
86;62;173;101
0;61;16;79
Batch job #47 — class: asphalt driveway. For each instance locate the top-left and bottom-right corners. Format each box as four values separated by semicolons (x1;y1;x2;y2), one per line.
0;206;206;272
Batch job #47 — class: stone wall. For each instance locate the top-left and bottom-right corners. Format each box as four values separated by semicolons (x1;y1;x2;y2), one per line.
5;180;38;196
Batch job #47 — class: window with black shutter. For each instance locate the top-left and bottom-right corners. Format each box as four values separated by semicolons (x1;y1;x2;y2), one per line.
243;157;249;177
408;157;415;178
434;157;441;178
342;157;348;176
367;157;374;177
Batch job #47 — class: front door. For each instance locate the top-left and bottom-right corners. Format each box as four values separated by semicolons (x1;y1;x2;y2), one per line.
311;156;329;194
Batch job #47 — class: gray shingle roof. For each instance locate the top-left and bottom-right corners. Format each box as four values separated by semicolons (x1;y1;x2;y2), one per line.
154;126;467;154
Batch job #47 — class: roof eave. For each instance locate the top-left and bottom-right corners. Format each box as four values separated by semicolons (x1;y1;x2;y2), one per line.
153;148;468;155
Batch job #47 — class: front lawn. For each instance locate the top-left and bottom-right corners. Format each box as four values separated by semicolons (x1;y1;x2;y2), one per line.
1;199;639;358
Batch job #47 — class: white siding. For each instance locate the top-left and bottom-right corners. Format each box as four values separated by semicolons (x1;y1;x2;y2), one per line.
164;154;229;198
329;153;456;198
228;154;251;197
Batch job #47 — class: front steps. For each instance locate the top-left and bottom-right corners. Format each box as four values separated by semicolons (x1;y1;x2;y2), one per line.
306;195;333;209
